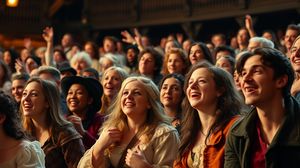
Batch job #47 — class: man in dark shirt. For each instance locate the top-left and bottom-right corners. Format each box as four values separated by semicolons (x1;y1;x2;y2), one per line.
225;47;300;168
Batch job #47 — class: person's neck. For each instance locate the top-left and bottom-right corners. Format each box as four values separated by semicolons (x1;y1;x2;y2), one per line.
164;106;178;118
239;44;247;51
73;109;87;120
127;115;146;134
197;104;218;135
256;96;285;144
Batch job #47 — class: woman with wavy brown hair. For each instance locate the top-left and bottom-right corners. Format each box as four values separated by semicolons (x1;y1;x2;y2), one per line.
174;61;242;168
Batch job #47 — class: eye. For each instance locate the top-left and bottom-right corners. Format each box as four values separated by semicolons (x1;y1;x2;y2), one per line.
161;86;168;90
22;92;27;97
122;91;129;95
133;91;141;95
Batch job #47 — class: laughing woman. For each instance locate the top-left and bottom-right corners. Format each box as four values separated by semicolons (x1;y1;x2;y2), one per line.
174;61;242;168
61;76;104;149
21;78;85;168
99;66;128;115
78;76;180;168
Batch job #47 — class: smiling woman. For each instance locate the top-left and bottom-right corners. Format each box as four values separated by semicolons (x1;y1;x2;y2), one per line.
78;76;180;168
174;61;242;168
61;76;104;150
20;78;85;168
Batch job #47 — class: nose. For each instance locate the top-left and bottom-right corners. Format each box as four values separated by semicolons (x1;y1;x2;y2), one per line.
241;71;252;83
189;80;198;89
165;87;172;94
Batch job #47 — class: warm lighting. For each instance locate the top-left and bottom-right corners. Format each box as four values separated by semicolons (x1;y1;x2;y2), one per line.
6;0;19;7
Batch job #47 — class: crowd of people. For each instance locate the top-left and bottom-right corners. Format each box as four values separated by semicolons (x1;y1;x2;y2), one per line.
0;14;300;168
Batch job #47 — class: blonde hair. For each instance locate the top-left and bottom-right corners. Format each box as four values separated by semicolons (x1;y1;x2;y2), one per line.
101;76;170;140
21;78;70;137
99;66;129;115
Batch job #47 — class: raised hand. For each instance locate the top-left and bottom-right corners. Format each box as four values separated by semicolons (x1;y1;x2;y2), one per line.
42;27;54;43
121;30;136;44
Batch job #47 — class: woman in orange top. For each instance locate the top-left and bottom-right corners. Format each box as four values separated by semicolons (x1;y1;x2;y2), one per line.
174;61;243;168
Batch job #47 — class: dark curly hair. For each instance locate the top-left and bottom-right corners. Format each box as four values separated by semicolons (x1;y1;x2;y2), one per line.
0;91;25;140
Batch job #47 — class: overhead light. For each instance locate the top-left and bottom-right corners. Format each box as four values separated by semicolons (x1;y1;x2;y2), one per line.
6;0;19;7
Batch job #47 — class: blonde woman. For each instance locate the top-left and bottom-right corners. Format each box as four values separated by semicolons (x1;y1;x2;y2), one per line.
78;76;180;167
99;66;129;115
21;78;85;168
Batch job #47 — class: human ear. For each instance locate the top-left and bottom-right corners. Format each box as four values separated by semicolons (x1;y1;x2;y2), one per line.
276;75;288;89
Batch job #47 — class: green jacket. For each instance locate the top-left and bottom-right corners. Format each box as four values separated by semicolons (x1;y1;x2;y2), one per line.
224;97;300;168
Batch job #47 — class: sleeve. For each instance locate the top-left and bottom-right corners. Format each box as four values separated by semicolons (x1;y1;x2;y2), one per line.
77;147;110;168
224;131;241;168
151;125;180;168
61;138;86;168
17;141;46;168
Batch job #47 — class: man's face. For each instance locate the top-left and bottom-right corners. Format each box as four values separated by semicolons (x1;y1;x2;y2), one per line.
284;29;299;51
240;55;284;106
290;37;300;72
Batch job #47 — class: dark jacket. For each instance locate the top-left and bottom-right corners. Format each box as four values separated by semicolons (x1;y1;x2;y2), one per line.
224;97;300;168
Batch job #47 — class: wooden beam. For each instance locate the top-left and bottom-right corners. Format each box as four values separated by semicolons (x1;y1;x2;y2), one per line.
48;0;64;17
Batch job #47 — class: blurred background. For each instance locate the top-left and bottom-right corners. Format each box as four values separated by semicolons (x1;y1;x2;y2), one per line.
0;0;299;49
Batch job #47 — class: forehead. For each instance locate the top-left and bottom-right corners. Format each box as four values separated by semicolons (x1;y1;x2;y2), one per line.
216;57;230;64
142;52;153;58
190;67;212;79
293;37;300;47
169;53;181;59
70;83;87;91
25;81;42;90
286;29;299;35
191;45;201;51
105;69;119;77
243;55;264;69
163;77;181;85
124;80;144;89
12;79;26;85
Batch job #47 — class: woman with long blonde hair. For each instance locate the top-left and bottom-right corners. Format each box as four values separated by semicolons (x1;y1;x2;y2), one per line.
79;76;180;167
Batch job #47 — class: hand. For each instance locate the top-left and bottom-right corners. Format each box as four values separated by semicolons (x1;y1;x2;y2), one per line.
125;146;151;168
67;115;85;136
15;59;26;73
245;15;253;30
94;127;122;153
42;27;54;43
121;30;136;44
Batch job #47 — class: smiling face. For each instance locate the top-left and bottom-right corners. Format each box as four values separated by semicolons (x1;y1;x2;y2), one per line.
189;45;204;65
186;68;220;111
290;37;300;73
240;55;281;106
102;70;122;99
21;82;48;119
167;53;185;74
160;77;183;108
121;80;150;119
138;53;156;76
66;84;92;115
215;57;233;74
12;79;26;103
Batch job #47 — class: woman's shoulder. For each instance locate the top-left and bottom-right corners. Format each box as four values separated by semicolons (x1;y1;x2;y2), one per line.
53;124;82;145
16;140;45;167
153;123;178;138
